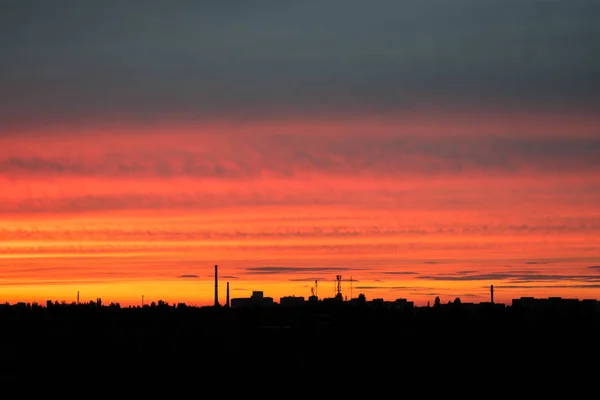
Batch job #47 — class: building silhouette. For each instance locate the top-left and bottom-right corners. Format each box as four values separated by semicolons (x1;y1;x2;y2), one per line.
231;291;274;308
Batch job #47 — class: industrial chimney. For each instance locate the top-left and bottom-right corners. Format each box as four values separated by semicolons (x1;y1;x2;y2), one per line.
214;264;219;307
226;282;230;308
490;284;494;304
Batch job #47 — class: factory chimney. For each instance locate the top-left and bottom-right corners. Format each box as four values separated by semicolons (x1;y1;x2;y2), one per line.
226;282;230;308
490;284;494;304
214;264;220;307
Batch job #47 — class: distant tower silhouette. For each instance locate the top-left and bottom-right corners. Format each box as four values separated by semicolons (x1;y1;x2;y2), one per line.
77;291;79;304
315;280;318;297
226;281;230;308
335;275;342;300
214;265;220;307
490;285;494;304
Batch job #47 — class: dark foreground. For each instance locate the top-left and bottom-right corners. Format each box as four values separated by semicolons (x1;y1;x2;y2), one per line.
1;302;599;392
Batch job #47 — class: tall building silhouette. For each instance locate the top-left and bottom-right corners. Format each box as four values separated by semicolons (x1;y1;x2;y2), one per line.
214;265;220;307
226;282;230;308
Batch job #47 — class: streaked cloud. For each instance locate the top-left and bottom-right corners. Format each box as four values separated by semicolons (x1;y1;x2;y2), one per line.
378;272;419;275
496;284;600;290
1;132;599;179
288;277;326;282
419;272;600;283
245;266;361;275
354;286;417;290
418;273;514;281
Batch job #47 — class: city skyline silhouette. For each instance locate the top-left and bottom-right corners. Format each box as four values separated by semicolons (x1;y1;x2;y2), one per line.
1;1;599;387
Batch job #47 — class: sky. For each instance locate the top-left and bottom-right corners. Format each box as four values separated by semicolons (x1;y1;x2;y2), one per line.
1;0;600;307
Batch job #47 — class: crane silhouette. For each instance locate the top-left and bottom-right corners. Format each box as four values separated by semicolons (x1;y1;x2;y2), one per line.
333;275;356;301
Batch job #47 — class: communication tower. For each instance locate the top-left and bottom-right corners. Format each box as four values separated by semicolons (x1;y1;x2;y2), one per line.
335;275;342;300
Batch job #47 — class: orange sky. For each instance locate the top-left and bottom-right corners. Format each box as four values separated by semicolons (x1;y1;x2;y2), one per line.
1;111;599;307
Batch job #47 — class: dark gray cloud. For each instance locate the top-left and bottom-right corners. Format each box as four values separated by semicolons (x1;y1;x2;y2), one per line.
288;277;326;282
419;273;514;281
219;275;238;279
177;274;198;278
496;284;600;289
245;266;360;275
588;266;600;270
0;279;122;286
1;0;599;128
419;271;600;283
355;286;416;290
379;271;419;275
354;286;438;295
451;293;480;298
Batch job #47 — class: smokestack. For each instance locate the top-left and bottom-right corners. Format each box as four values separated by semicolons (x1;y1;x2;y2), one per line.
490;285;494;304
77;291;79;304
226;282;230;308
214;264;219;307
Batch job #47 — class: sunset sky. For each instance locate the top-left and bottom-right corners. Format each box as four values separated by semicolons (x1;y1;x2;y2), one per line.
1;0;599;307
